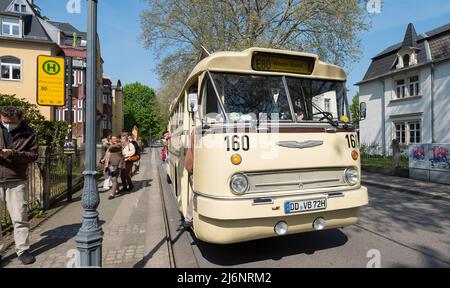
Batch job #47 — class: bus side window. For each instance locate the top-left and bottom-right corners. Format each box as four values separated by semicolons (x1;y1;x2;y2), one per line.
188;82;198;94
205;77;220;114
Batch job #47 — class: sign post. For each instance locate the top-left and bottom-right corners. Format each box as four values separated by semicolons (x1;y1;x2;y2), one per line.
66;57;74;202
37;55;66;107
76;0;103;267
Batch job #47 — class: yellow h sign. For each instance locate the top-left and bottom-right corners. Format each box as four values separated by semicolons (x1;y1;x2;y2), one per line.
37;55;66;107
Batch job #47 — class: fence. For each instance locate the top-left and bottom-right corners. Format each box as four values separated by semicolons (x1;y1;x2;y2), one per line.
360;141;409;169
361;153;409;169
47;152;84;206
1;146;84;233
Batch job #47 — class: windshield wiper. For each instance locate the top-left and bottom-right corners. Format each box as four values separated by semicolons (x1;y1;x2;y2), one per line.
311;103;339;127
299;84;339;127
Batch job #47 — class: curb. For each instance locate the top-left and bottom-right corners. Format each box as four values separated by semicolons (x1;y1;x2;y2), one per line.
362;180;450;203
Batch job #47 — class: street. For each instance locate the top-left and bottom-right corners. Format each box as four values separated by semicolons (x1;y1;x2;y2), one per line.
160;148;450;268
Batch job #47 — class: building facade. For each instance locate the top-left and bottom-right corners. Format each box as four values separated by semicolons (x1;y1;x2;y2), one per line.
0;0;59;119
357;22;450;155
111;79;123;135
102;77;112;138
0;0;112;144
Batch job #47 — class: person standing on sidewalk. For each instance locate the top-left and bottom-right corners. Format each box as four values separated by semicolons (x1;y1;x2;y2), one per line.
183;128;195;230
129;135;141;174
161;131;171;162
105;135;123;200
120;133;135;192
100;135;112;190
0;106;38;265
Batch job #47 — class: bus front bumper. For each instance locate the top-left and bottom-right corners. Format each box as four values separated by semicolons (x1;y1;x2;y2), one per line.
193;186;368;244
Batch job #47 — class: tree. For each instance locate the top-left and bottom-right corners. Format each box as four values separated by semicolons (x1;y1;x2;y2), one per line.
123;83;165;141
0;94;67;148
350;92;360;126
141;0;371;109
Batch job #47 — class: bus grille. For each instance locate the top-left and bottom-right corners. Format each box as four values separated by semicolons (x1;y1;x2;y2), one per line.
245;168;348;194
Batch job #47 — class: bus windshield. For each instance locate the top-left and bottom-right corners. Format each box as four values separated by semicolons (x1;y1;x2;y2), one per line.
205;72;347;124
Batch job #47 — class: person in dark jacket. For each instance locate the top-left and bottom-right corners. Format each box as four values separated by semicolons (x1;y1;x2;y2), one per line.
0;106;38;265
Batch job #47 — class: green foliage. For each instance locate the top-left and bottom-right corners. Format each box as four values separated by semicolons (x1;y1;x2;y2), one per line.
0;94;67;147
361;154;409;169
29;201;45;219
350;93;360;126
123;83;165;141
141;0;372;110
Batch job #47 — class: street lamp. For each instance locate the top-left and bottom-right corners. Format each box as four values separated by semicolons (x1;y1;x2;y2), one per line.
75;0;103;267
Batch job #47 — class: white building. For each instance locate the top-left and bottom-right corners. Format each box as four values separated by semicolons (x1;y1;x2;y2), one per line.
312;91;338;121
356;22;450;155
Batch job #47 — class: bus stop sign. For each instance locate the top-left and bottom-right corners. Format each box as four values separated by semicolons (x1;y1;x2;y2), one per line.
37;55;66;107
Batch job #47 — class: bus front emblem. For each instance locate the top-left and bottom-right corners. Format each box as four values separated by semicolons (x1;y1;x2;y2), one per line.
277;140;324;149
299;179;304;189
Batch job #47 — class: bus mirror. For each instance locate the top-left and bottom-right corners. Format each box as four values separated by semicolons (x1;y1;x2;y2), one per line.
360;102;367;121
188;93;198;113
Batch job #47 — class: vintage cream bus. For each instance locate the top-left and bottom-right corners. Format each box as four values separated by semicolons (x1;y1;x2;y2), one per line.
166;47;368;244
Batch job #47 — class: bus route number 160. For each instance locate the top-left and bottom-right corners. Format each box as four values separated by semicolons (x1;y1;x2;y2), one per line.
225;135;250;152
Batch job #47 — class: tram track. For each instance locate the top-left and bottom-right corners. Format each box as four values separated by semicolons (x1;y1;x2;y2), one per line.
155;148;200;268
155;148;176;268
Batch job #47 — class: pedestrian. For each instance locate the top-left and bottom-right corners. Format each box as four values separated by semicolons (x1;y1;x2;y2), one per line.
100;135;112;190
182;128;195;230
129;135;141;174
0;106;38;265
105;135;123;200
120;133;135;192
161;131;171;162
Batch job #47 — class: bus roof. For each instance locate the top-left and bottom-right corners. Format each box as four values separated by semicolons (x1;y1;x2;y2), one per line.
169;47;346;112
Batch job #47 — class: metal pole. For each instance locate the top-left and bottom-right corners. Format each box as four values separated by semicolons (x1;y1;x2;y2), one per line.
66;56;73;203
76;0;103;267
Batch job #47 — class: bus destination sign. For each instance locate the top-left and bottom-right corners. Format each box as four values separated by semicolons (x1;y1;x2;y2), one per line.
252;52;315;75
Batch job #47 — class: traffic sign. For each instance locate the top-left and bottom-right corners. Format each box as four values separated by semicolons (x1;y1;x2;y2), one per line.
37;55;66;107
63;138;77;155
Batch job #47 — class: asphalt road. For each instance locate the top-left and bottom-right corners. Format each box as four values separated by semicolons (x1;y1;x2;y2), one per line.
156;149;450;268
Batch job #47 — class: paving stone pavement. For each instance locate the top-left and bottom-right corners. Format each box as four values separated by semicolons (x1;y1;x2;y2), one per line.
0;148;171;269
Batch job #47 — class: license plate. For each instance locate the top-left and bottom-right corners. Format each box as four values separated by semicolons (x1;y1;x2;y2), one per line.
285;198;327;214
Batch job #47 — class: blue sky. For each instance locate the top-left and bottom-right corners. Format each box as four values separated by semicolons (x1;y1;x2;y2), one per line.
35;0;159;89
35;0;450;100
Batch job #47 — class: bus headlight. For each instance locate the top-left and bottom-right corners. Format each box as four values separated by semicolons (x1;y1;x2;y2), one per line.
344;168;359;186
230;174;249;195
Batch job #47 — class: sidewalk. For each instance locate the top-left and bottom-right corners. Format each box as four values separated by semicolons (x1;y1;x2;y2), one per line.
362;171;450;203
0;148;172;268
